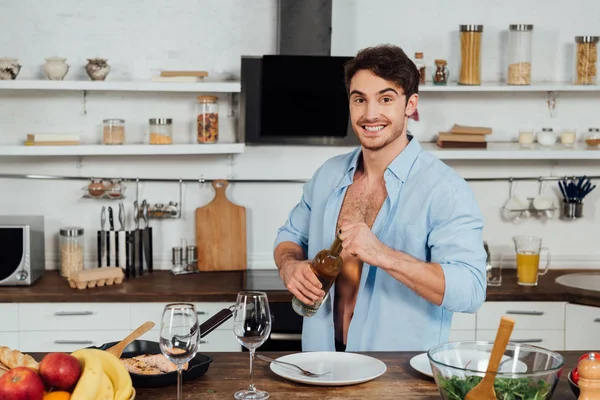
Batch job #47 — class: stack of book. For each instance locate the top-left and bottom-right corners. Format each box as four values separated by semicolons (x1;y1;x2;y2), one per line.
151;70;208;82
436;124;492;148
24;134;80;146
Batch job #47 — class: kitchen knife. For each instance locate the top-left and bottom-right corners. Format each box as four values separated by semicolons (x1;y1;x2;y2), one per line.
142;201;151;274
132;201;139;278
118;202;126;269
100;206;107;267
108;206;116;266
139;200;147;276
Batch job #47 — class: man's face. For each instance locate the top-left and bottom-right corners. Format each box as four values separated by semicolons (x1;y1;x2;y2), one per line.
348;69;409;151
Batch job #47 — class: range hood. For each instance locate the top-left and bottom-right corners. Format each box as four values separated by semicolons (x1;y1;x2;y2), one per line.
277;0;332;55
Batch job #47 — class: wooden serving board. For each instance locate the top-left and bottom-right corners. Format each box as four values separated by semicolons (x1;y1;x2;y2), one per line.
195;179;247;271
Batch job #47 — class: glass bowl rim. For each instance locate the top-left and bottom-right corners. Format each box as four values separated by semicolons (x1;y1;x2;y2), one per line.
426;340;565;377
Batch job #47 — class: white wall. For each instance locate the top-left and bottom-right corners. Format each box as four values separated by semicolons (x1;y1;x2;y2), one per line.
0;0;599;272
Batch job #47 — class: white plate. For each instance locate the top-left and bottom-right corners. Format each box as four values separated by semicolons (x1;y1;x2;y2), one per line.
410;353;433;378
268;351;387;386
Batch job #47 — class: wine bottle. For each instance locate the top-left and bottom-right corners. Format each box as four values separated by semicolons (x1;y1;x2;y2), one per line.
291;235;343;317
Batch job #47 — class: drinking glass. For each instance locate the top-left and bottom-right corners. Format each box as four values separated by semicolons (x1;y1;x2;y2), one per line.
159;303;200;400
233;291;272;399
512;236;550;286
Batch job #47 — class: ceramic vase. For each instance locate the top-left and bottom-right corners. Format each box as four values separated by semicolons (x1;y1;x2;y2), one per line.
85;58;110;81
43;57;69;80
0;57;21;80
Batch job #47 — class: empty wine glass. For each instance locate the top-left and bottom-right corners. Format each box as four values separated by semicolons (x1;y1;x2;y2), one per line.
159;303;199;400
233;291;272;400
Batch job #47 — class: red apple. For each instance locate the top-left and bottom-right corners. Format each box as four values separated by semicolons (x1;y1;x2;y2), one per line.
0;366;44;400
38;352;81;391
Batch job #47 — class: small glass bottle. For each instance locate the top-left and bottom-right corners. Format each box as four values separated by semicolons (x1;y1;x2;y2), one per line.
507;24;533;85
102;119;125;145
149;118;173;145
59;227;84;278
574;36;599;85
196;96;219;143
292;235;343;317
433;59;449;85
414;52;426;84
585;128;600;148
458;25;484;85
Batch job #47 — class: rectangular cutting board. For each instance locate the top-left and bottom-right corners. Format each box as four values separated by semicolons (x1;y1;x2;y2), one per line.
195;179;247;271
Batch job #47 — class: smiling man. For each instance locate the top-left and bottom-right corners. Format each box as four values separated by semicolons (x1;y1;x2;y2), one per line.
273;44;487;352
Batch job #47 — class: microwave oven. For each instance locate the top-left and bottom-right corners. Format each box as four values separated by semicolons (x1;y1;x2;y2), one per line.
240;55;360;146
0;215;45;286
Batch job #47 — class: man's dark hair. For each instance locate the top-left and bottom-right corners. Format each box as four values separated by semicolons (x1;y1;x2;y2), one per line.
344;44;419;103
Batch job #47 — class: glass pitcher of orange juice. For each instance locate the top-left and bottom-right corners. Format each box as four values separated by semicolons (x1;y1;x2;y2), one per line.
512;236;550;286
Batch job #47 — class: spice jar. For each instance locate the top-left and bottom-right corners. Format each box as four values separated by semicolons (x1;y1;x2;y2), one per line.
507;24;533;85
149;118;173;145
102;119;125;145
585;128;600;148
59;227;84;278
537;127;556;146
458;25;484;85
87;179;106;198
414;52;426;84
432;59;449;85
196;96;219;143
574;36;598;85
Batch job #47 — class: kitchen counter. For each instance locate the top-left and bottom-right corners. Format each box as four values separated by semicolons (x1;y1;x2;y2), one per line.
1;269;599;306
30;350;581;399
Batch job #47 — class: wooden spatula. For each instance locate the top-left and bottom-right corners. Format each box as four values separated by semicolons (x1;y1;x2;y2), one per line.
105;321;155;358
465;316;515;400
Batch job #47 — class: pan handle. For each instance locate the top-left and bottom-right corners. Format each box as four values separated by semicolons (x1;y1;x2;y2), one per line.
198;308;233;339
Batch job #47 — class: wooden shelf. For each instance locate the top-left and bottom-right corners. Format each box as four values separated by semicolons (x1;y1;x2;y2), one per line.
0;143;245;156
419;81;600;92
0;80;241;93
422;142;600;160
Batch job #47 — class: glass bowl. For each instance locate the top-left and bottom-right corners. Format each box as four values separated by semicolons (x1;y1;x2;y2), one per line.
427;341;564;400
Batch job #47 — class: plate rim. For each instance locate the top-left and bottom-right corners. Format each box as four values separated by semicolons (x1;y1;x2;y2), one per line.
268;351;387;387
409;352;433;378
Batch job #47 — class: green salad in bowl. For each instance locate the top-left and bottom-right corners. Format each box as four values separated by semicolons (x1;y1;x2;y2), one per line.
427;341;564;400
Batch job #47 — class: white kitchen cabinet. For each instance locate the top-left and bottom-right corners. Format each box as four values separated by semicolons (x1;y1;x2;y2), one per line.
129;302;235;331
477;329;565;351
19;330;130;352
565;303;600;350
19;303;130;331
477;301;566;330
0;304;18;332
0;332;19;349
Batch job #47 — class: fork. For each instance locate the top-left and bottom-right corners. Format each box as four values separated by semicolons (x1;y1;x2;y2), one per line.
257;354;330;377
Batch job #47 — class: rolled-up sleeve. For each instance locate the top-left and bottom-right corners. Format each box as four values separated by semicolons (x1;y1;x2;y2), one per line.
428;184;487;313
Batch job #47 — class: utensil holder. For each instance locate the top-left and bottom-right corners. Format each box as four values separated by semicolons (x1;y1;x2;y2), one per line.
562;201;583;219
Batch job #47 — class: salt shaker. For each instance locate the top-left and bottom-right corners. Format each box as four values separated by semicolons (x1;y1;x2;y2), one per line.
578;352;600;400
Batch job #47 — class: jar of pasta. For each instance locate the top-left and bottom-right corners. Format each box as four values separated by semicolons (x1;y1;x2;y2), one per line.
149;118;173;144
59;227;84;278
507;25;533;85
196;96;219;143
574;36;598;85
458;25;484;85
102;119;125;145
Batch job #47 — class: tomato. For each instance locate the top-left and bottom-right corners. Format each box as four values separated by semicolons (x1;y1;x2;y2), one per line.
571;367;579;385
578;352;600;363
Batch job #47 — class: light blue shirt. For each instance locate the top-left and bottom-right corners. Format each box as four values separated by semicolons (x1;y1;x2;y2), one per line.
273;137;487;352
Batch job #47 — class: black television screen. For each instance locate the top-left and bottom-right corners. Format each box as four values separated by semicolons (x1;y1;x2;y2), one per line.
260;55;353;138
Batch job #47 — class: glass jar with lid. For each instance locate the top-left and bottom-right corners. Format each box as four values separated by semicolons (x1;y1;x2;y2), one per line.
149;118;173;144
507;24;533;85
458;25;484;85
414;52;426;84
537;127;556;146
102;119;125;145
59;227;84;278
585;128;600;148
433;59;449;85
196;96;219;143
574;36;599;85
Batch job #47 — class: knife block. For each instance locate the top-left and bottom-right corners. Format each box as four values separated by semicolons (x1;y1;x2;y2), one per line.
96;229;153;279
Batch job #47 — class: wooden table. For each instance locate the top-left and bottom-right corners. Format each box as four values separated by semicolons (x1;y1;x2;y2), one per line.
33;351;581;399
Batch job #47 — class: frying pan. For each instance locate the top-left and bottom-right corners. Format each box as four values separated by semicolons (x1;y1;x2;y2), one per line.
91;306;234;388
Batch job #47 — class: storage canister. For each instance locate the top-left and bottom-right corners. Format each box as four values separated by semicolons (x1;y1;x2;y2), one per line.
102;119;125;145
149;118;173;144
507;24;533;85
196;96;219;143
59;227;84;278
574;36;598;85
459;25;484;85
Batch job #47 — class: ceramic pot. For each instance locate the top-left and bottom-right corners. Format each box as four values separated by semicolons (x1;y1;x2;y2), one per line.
43;57;69;80
85;58;110;81
0;57;21;80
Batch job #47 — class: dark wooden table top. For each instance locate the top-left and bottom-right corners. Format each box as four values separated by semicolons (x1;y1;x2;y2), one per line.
31;351;583;399
2;269;599;306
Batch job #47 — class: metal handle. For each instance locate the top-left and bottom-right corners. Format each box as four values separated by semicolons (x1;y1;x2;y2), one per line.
594;318;600;323
270;333;302;341
510;339;543;343
54;311;94;316
506;310;544;316
196;311;206;315
199;340;207;344
54;340;94;345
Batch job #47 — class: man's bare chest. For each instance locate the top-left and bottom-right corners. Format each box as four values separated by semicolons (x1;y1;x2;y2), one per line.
336;184;387;229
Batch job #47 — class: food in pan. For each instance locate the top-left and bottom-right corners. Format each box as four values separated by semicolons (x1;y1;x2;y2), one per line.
120;354;188;375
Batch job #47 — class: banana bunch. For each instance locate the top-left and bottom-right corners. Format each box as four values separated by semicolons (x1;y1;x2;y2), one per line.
70;349;134;400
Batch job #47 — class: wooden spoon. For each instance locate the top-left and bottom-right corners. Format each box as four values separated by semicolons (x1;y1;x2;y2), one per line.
465;316;515;400
106;321;155;358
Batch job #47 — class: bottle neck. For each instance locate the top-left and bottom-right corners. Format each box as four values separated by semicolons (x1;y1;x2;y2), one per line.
329;237;343;256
